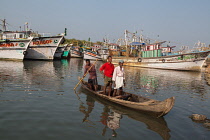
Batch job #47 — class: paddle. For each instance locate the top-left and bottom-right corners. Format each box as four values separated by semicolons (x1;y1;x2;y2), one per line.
74;59;98;90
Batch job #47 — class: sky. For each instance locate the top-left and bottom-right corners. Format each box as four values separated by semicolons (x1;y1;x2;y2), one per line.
1;0;210;49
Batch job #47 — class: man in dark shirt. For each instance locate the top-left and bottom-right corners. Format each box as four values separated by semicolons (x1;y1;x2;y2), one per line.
99;56;114;96
84;59;98;91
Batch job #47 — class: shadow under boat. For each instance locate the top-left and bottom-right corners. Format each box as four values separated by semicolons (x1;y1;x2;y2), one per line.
78;87;171;140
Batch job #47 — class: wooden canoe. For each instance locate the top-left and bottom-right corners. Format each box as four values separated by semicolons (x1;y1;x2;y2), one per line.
79;78;175;117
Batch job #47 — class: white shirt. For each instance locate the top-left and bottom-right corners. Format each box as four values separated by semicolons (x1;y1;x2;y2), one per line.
112;66;125;81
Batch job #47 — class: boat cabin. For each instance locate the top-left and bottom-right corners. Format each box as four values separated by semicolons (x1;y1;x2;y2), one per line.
1;31;32;39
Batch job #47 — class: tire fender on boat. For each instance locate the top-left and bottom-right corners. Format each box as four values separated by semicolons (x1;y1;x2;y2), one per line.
138;58;142;62
23;51;27;55
162;59;165;63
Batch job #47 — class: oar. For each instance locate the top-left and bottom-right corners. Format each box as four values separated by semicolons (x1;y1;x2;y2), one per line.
74;59;98;90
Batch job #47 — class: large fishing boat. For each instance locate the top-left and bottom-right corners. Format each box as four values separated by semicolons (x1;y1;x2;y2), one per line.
111;30;210;71
0;38;32;60
24;35;64;60
0;19;65;60
112;50;210;71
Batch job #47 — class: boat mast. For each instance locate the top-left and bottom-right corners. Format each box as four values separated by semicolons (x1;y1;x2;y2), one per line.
0;19;7;31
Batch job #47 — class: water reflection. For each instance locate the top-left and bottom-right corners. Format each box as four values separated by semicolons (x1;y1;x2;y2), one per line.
107;109;122;137
124;67;208;97
204;67;210;86
0;61;26;93
79;95;95;123
78;88;171;140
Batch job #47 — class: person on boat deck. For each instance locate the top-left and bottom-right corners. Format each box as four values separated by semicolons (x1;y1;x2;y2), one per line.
99;56;114;96
112;60;125;97
84;59;98;91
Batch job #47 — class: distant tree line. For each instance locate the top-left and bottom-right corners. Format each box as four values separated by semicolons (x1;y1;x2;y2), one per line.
63;38;103;46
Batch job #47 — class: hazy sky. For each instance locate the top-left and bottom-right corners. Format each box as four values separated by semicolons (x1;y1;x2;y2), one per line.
1;0;210;49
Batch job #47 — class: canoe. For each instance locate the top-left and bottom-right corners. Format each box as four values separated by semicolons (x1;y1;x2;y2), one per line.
79;78;175;117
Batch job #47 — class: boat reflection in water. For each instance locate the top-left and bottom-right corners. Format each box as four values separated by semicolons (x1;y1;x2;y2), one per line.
205;66;210;86
78;89;171;140
124;66;204;96
23;59;72;92
0;61;26;93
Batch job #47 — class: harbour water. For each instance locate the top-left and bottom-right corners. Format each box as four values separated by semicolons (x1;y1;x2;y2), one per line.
0;58;210;140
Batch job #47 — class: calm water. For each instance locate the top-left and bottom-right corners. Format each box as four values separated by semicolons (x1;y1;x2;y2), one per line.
0;58;210;140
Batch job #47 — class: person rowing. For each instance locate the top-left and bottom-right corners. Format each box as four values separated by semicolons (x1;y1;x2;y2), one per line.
84;59;98;91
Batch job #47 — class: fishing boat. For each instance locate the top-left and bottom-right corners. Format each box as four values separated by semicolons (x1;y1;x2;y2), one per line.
54;44;70;59
112;50;210;71
111;30;210;71
0;38;32;60
70;46;83;58
83;49;103;60
24;35;64;60
83;48;109;60
61;45;71;59
0;19;65;60
79;77;175;117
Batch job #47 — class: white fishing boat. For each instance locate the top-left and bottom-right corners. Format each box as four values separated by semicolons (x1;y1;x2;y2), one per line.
0;38;32;60
0;19;65;60
113;52;209;71
98;49;109;60
24;35;64;60
83;45;109;60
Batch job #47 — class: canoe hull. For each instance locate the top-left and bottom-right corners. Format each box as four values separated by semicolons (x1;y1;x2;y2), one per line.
80;79;175;117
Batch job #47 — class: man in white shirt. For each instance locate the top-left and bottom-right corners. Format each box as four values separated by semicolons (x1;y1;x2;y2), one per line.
112;60;125;97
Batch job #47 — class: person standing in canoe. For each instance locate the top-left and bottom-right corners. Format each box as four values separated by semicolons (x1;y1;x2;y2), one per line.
84;59;98;91
112;60;125;97
99;56;114;96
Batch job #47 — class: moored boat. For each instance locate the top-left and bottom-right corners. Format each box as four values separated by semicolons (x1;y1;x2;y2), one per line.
83;49;103;60
79;78;175;117
24;35;64;60
70;46;83;58
0;38;32;60
54;44;70;59
111;30;210;71
112;51;210;71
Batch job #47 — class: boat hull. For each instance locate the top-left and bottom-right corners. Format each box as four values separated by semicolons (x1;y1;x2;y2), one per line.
83;50;102;60
24;36;64;60
80;79;175;117
112;51;210;71
121;60;205;71
70;50;83;58
0;39;31;60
